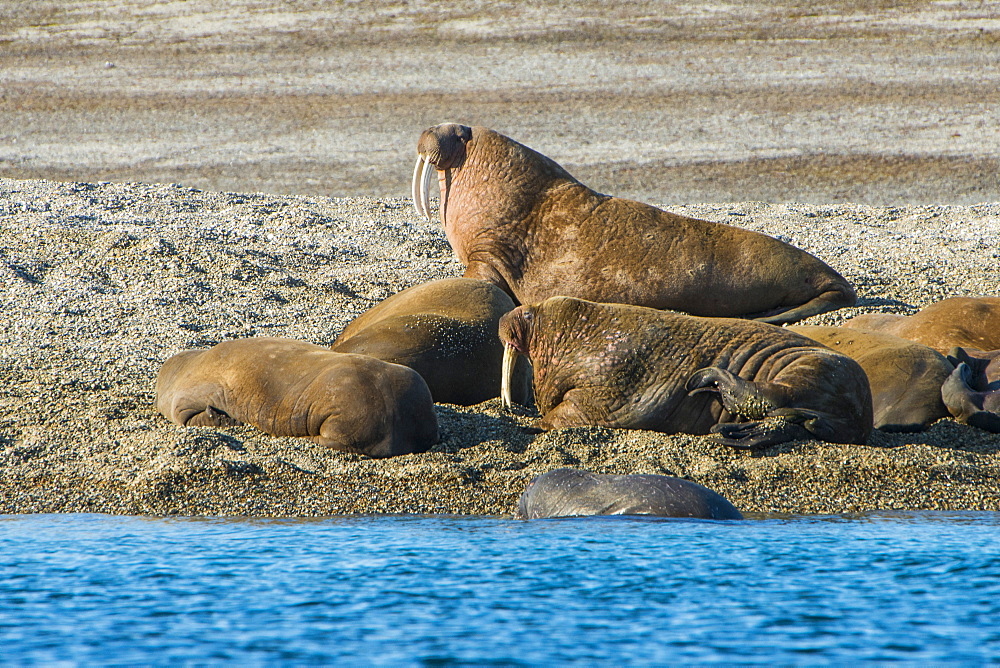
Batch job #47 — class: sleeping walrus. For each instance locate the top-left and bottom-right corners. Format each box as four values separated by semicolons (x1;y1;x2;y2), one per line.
156;337;439;458
842;297;1000;354
498;297;873;449
413;123;856;324
331;277;531;406
789;325;954;432
517;468;743;520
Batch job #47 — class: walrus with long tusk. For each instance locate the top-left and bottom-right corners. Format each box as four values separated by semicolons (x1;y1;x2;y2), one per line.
517;468;743;520
498;296;873;449
331;277;532;406
156;337;439;458
413;123;856;324
842;296;1000;354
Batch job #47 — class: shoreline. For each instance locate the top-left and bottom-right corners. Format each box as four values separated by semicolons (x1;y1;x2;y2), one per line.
1;177;999;517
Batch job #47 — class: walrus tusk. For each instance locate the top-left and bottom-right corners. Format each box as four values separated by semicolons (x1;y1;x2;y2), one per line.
501;342;519;409
411;156;427;219
411;156;435;222
419;157;433;221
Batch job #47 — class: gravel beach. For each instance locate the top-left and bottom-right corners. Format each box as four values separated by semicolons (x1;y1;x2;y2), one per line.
2;176;999;517
3;1;1000;517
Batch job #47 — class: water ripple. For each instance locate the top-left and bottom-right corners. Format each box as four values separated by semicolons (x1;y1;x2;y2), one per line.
2;512;1000;663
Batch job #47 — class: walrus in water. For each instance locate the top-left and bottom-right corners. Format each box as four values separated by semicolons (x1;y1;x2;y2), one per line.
156;337;439;458
331;277;531;406
498;297;873;449
789;325;954;432
842;297;1000;354
941;347;1000;432
412;123;856;325
517;468;743;520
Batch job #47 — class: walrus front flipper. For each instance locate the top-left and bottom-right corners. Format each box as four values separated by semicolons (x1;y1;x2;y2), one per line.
751;286;858;326
537;388;615;430
941;362;1000;433
687;367;840;448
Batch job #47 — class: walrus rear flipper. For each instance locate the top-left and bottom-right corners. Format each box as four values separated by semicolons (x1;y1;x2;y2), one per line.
941;362;1000;433
687;366;861;447
751;286;858;326
709;416;813;450
184;405;241;428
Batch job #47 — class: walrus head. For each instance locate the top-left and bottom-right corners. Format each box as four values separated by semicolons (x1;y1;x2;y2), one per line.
412;123;473;221
499;305;536;408
411;123;579;228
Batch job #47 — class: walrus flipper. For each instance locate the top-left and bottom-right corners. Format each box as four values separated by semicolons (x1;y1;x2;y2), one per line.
687;367;833;448
184;405;241;428
708;416;813;449
538;388;614;430
751;286;858;326
686;367;776;420
941;362;1000;433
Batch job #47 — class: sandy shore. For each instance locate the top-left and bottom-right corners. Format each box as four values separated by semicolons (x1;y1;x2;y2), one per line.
2;1;999;205
2;176;999;517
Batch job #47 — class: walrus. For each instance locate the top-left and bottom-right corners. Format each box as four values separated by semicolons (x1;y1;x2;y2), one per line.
156;337;439;458
331;277;531;406
940;347;1000;432
517;468;743;520
412;123;856;324
789;325;954;432
842;297;1000;354
498;297;873;449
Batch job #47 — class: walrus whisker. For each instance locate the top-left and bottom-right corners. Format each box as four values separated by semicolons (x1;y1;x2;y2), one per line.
411;155;426;219
419;156;434;221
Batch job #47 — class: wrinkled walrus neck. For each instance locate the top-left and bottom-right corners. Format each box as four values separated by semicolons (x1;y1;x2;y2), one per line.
441;129;579;270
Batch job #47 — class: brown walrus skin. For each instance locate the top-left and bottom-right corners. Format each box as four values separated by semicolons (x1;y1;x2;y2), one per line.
331;277;531;406
498;297;873;449
941;347;1000;433
412;123;856;325
789;325;954;432
842;297;1000;354
517;468;743;520
156;337;439;458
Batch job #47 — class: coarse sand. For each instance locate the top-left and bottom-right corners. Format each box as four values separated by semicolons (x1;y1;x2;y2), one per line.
2;176;999;517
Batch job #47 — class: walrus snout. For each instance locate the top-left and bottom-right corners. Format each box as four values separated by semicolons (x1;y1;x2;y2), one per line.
412;124;473;221
499;306;535;408
498;306;533;356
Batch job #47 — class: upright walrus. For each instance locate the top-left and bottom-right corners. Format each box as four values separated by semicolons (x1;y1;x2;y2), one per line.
156;337;439;458
331;277;531;406
842;297;1000;354
413;123;856;325
517;468;743;520
498;297;873;449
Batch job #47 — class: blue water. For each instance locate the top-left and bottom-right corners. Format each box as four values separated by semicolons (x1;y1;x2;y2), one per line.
2;512;999;664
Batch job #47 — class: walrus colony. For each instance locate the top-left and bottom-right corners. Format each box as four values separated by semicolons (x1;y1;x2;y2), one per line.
157;124;1000;518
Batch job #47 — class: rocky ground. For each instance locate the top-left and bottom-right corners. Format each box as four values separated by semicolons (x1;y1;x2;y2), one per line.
2;1;1000;516
2;177;999;517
